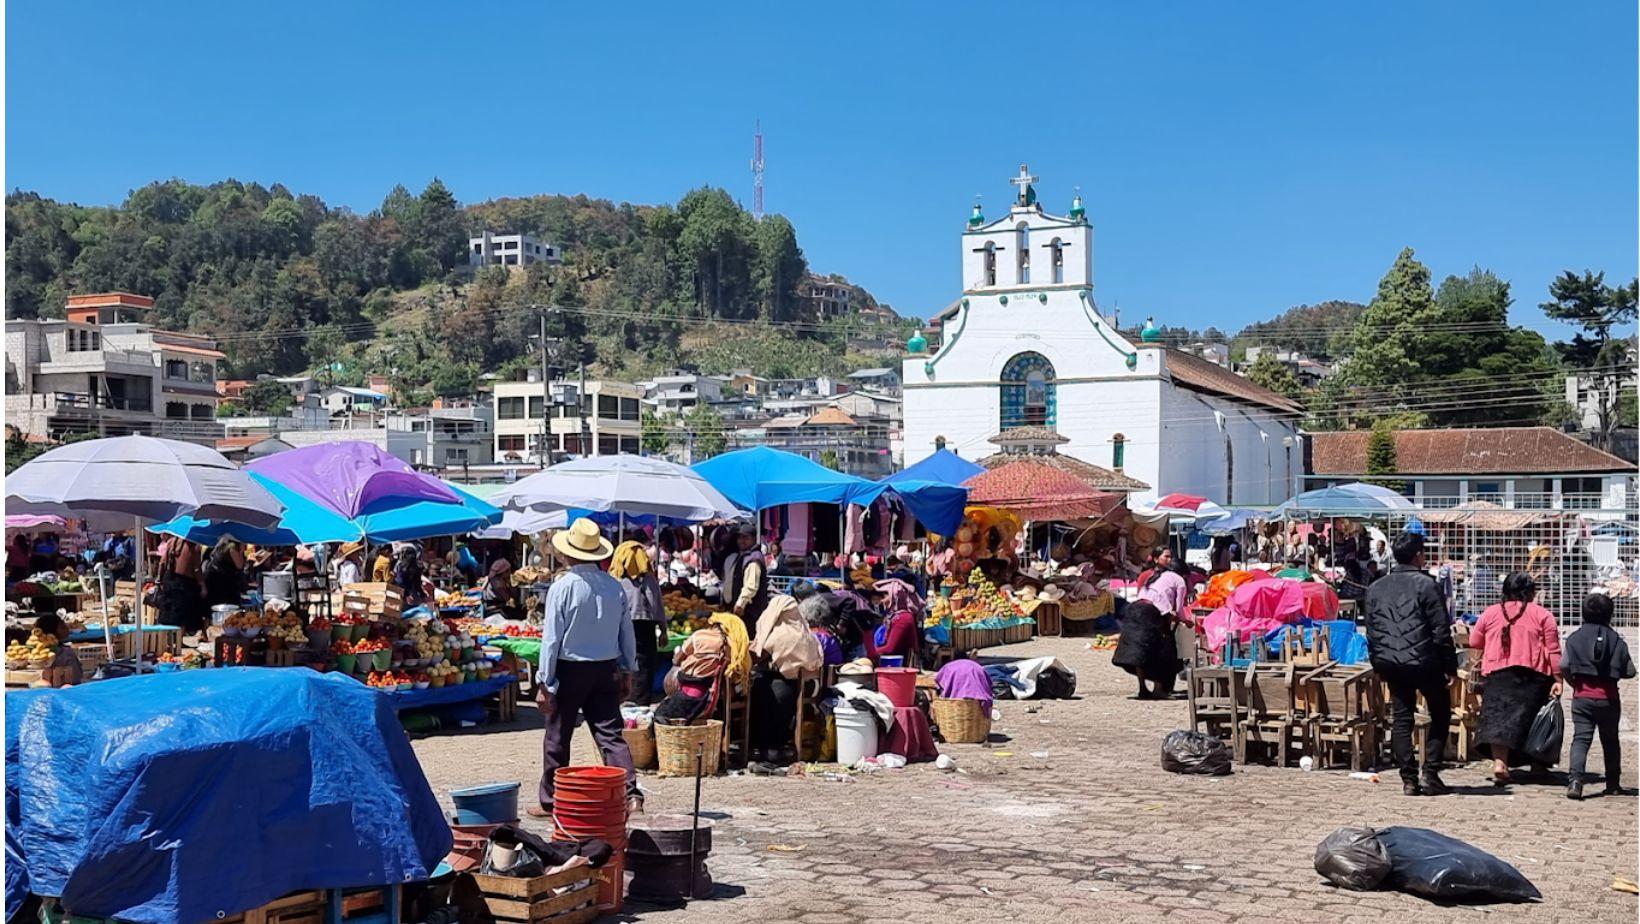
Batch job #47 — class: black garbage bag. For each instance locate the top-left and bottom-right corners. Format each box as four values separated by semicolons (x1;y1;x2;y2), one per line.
1031;666;1078;700
1522;699;1564;767
1314;826;1391;891
1160;730;1233;776
1378;827;1540;903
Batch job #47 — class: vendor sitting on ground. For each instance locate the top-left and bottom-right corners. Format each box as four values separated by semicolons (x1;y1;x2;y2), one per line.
35;613;83;688
748;594;823;764
483;558;522;619
863;577;924;667
656;612;748;726
934;649;992;715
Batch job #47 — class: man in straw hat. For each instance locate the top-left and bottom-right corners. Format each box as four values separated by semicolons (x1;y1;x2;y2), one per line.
529;517;641;817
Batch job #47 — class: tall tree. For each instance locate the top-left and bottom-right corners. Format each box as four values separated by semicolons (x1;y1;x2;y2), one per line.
752;214;807;323
1364;419;1403;492
1244;352;1304;404
1541;270;1638;448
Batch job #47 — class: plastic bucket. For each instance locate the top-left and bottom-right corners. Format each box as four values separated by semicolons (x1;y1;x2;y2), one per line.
833;704;879;766
449;782;520;825
876;668;917;708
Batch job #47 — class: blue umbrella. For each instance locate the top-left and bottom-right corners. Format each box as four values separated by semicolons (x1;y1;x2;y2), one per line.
1198;508;1265;535
354;483;501;542
1275;483;1416;518
149;472;359;545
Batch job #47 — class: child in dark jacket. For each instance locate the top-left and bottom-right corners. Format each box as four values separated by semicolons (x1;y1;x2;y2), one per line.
1561;592;1636;799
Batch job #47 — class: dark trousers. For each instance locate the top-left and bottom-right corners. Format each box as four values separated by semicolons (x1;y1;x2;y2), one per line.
1569;696;1622;784
1380;665;1449;781
749;669;798;753
632;621;663;705
539;659;636;810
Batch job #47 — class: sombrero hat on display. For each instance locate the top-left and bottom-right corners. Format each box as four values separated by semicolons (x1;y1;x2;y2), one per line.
551;517;614;562
1130;523;1162;548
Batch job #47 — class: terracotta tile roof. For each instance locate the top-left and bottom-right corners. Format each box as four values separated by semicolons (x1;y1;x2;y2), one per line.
963;460;1122;521
1163;347;1302;415
976;450;1151;492
805;407;857;427
215;436;266;451
988;426;1070;446
1309;426;1631;476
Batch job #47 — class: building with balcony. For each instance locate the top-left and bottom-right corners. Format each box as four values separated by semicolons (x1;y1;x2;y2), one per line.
641;373;725;416
492;376;642;462
468;232;561;269
1306;426;1634;518
4;292;224;445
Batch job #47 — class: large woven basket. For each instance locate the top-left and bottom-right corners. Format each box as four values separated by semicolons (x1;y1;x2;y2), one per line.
931;697;992;744
654;719;723;778
624;725;657;770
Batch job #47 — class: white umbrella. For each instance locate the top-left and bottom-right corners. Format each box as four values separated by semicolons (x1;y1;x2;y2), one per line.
6;435;284;668
491;454;743;522
470;507;567;540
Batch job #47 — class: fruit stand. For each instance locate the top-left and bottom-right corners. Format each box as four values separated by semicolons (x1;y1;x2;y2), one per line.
926;568;1036;651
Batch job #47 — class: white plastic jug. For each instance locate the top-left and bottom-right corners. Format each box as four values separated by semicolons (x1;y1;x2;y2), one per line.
833;704;879;766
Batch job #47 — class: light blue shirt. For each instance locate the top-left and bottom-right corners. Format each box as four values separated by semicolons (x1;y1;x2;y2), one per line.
537;564;636;692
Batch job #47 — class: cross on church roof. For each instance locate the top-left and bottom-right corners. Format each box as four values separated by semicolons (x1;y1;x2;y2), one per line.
1010;164;1038;206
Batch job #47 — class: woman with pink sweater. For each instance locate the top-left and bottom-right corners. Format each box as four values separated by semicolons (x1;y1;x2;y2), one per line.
1469;572;1562;784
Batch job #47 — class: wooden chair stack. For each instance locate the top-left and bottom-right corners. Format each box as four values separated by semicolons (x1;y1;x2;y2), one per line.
1296;662;1379;770
1233;663;1304;767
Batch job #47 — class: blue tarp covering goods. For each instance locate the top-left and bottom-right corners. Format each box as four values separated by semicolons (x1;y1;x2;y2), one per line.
5;669;451;923
694;446;968;536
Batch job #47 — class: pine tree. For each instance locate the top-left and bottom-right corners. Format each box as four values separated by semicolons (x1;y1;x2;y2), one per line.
1364;419;1404;492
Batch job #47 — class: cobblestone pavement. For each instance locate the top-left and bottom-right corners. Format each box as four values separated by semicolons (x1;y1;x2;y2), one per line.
412;636;1640;923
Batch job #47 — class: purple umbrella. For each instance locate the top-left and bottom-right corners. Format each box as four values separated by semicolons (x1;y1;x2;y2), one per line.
246;442;459;519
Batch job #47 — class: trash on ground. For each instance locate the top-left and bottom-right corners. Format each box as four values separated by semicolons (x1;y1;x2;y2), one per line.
1314;825;1541;904
1160;730;1233;776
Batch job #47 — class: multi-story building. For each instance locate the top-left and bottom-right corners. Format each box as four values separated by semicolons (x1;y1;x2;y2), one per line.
5;292;224;445
804;274;854;318
641;373;725;416
492;375;642;462
468;232;561;269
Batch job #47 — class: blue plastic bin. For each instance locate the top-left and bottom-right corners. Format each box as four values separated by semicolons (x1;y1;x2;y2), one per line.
449;782;520;825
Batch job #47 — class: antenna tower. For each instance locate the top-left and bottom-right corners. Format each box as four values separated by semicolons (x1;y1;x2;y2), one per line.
751;119;765;219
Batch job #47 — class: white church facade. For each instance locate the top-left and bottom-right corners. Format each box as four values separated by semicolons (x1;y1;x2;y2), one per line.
901;166;1304;507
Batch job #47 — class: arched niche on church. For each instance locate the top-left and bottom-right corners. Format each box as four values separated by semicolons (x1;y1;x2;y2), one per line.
1000;351;1056;430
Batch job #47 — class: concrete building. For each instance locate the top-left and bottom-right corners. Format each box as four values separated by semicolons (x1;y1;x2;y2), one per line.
804;275;854;318
398;404;494;469
901;167;1304;506
320;386;390;415
5;292;225;445
845;367;901;395
492;376;642;462
641;373;725;416
1306;426;1634;519
469;232;560;269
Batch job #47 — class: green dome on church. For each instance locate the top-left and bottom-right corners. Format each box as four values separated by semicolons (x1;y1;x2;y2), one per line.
907;329;928;354
1140;317;1162;343
968;202;984;228
1069;194;1085;220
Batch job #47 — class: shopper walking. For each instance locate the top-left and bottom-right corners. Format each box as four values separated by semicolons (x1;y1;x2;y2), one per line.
1562;592;1635;799
530;518;640;818
1468;572;1561;784
1363;531;1458;796
612;539;665;705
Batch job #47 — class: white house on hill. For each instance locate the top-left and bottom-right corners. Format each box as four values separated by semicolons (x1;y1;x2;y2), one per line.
901;166;1304;506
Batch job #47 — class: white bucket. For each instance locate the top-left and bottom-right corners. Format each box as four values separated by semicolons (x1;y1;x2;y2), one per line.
833;704;879;766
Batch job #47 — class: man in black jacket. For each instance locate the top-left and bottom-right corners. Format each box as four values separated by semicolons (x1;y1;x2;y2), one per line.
1363;531;1458;796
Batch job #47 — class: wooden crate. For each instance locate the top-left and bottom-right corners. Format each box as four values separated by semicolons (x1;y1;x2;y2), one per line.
72;642;110;675
1034;602;1062;637
5;669;44;688
341;582;404;620
217;889;327;924
465;866;606;923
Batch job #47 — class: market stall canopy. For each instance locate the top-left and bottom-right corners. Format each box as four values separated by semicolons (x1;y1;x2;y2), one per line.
5;435;283;529
149;472;359;546
1412;500;1568;532
1275;482;1416;518
4;515;65;533
883;448;985;487
492;454;742;522
246;441;459;518
354;482;501;541
962;460;1120;521
694;446;877;511
1134;496;1230;525
5;669;450;923
470;506;568;540
1198;508;1265;535
881;478;969;536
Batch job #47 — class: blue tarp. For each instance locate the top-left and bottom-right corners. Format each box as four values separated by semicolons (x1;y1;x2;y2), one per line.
883;449;984;487
695;446;968;535
1264;620;1370;665
385;674;514;711
5;669;450;923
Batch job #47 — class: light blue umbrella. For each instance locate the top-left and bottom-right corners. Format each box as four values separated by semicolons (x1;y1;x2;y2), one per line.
353;483;501;542
149;472;359;545
1198;508;1265;535
1275;483;1416;518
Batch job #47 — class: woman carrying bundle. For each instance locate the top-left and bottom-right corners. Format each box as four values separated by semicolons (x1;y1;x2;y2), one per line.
1112;549;1188;699
1469;571;1561;784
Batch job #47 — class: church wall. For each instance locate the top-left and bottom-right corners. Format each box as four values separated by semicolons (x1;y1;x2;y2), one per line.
1157;385;1300;506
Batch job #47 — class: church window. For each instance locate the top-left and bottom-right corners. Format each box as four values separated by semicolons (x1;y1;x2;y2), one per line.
984;243;997;287
1049;238;1065;284
1112;433;1126;471
1000;352;1056;430
1016;223;1031;284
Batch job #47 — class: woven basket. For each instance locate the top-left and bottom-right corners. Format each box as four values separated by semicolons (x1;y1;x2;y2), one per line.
931;697;992;744
624;725;657;771
654;720;723;778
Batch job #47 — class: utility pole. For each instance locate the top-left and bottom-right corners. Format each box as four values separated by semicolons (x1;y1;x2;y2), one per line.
577;362;590;457
538;306;551;468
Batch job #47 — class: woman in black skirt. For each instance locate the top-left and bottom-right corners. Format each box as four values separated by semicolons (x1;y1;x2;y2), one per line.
1468;572;1563;783
1113;600;1179;699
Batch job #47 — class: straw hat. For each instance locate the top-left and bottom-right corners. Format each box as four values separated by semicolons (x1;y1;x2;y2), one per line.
1130;523;1161;549
339;540;365;558
552;517;614;562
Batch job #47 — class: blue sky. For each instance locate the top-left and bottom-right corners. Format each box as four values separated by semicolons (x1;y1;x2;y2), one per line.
7;3;1635;337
